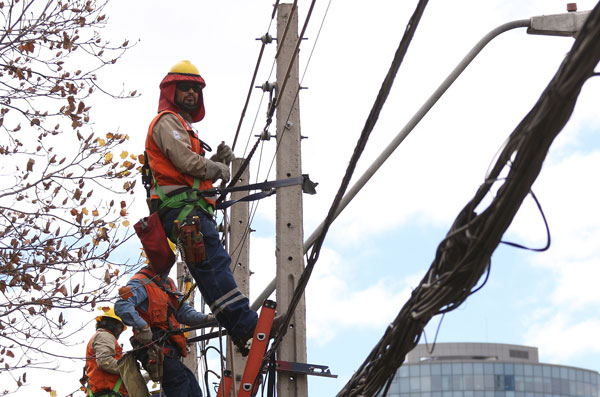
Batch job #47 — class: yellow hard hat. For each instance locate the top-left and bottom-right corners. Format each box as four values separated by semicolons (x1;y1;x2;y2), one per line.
96;306;127;330
169;60;200;76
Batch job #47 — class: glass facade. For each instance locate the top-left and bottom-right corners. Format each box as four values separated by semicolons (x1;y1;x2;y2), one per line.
384;362;600;397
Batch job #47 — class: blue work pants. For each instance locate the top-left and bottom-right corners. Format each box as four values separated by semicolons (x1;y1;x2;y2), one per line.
161;356;202;396
161;208;257;339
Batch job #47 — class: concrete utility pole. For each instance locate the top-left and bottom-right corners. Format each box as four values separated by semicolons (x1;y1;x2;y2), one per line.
228;158;251;393
176;261;198;378
275;3;308;396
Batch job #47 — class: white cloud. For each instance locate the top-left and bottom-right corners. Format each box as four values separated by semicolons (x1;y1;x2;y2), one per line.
305;247;414;345
524;314;600;363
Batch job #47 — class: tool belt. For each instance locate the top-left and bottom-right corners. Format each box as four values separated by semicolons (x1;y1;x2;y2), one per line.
92;390;125;397
162;344;182;359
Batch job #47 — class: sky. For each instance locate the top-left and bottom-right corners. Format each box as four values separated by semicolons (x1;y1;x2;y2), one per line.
10;0;600;396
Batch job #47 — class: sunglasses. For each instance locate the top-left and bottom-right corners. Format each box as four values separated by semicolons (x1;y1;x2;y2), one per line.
176;83;202;93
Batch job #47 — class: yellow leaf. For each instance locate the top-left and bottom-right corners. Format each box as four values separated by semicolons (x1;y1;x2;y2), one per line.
82;208;88;215
109;222;116;229
97;138;106;146
122;220;130;227
92;210;99;217
104;152;113;162
120;151;128;159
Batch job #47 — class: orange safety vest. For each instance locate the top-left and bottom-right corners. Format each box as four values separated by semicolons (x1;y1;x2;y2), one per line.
85;330;128;395
145;110;215;206
132;268;188;357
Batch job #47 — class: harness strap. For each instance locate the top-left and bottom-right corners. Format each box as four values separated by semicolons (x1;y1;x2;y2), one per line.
153;174;213;241
87;377;123;397
113;378;123;393
136;271;183;348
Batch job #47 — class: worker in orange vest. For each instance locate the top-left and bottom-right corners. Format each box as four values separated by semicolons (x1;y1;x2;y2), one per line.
143;60;258;353
84;307;128;396
116;266;214;396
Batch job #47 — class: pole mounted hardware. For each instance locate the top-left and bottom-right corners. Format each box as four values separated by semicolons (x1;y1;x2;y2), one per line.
256;33;274;44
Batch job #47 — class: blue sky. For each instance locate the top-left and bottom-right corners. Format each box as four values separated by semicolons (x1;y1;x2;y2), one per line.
11;1;600;396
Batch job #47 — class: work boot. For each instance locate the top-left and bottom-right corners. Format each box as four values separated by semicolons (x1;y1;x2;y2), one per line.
233;313;287;357
233;331;253;357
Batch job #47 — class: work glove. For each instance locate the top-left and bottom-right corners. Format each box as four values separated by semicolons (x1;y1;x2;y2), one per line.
210;141;235;166
136;325;153;346
205;313;216;324
205;158;230;183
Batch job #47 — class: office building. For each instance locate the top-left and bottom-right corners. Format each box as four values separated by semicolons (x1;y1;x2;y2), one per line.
385;343;599;397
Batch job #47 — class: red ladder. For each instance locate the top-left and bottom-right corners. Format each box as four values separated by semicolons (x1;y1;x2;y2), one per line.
216;369;232;397
238;299;276;396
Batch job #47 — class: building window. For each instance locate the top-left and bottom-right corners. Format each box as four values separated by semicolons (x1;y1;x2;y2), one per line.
484;375;494;391
551;377;561;394
515;376;525;392
505;375;515;391
515;365;524;376
411;376;421;392
505;364;515;375
421;376;431;392
542;377;552;393
474;364;484;375
411;365;421;377
494;375;505;391
400;378;410;393
509;350;530;360
474;375;485;391
400;365;410;378
421;365;431;377
533;376;543;393
453;363;463;375
543;365;551;378
442;376;452;391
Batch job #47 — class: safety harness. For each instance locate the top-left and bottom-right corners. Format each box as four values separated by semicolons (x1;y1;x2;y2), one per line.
135;268;183;338
142;151;317;240
87;379;124;397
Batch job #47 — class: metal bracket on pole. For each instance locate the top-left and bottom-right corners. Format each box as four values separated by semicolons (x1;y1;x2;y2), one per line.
275;360;338;378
